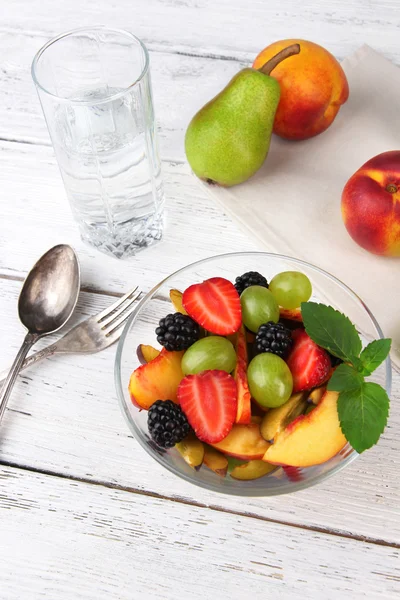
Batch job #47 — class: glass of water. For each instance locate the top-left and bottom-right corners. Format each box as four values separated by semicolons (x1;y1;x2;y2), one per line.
32;27;165;259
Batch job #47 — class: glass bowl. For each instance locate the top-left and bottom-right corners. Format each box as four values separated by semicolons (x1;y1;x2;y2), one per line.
115;252;391;496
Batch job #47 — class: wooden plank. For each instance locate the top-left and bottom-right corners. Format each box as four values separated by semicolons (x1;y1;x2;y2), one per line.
0;30;244;155
1;277;399;545
1;28;400;157
2;0;400;65
0;139;257;291
0;465;399;600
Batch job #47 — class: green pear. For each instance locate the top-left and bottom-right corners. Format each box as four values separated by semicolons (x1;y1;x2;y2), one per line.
185;44;300;187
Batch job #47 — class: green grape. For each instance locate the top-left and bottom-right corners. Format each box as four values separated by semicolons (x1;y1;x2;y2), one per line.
247;353;293;409
240;286;279;333
181;336;237;375
269;271;312;309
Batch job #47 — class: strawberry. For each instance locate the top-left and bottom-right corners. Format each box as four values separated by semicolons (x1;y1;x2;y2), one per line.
178;370;238;443
182;277;241;335
286;329;331;392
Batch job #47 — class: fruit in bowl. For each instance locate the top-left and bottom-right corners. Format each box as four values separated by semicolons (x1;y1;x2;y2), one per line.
124;263;391;489
115;252;390;496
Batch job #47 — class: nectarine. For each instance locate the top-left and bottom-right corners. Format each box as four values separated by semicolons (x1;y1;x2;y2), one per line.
129;349;185;410
230;459;276;480
341;151;400;256
203;446;228;477
211;422;270;460
263;390;346;467
253;39;349;140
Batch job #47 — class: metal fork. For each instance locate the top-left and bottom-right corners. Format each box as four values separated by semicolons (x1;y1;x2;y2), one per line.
0;286;141;386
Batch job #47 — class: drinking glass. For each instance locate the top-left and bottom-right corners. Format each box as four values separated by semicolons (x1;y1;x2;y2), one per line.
32;27;165;259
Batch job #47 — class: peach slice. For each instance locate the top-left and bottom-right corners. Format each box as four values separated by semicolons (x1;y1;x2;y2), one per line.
230;460;276;480
260;392;307;442
251;415;262;424
136;344;161;364
211;422;270;460
169;289;187;314
203;446;228;477
234;325;252;424
279;307;303;322
307;386;326;405
263;391;346;467
176;434;204;470
129;349;185;410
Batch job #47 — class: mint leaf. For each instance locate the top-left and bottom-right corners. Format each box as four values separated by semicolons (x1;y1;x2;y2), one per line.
301;302;362;364
327;363;364;392
337;382;389;453
359;339;391;376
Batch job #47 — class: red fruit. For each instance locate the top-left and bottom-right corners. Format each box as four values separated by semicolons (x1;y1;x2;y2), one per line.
282;466;303;482
178;370;238;443
234;325;252;424
286;329;331;392
182;277;241;335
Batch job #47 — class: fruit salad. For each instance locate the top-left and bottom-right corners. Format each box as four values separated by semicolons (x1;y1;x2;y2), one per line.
129;270;390;481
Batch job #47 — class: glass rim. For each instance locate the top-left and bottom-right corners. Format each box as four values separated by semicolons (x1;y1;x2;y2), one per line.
114;250;392;497
31;26;150;106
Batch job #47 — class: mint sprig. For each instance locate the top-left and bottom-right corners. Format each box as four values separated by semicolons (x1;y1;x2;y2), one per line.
301;302;362;366
359;339;392;376
337;383;389;453
301;301;391;453
327;363;364;392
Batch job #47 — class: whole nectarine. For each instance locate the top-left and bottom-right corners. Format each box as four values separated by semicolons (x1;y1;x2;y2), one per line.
252;39;349;140
342;151;400;257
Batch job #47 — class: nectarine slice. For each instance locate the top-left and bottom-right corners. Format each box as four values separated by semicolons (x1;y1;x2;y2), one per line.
210;422;270;460
137;344;161;364
203;445;228;477
230;459;276;480
234;325;251;424
129;349;184;410
260;392;307;442
279;307;303;322
175;433;204;470
169;289;187;314
263;391;346;467
307;386;326;405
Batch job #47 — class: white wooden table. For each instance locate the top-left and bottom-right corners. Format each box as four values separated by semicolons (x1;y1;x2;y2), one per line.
1;2;400;598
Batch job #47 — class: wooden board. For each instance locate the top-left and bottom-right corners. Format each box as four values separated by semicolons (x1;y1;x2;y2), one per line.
2;0;400;64
1;465;399;600
1;2;400;596
0;140;257;292
1;276;399;546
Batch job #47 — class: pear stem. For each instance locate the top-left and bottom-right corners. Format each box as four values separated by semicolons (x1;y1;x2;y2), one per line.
258;43;301;76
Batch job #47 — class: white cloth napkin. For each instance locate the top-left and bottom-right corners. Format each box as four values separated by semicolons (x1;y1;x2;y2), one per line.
200;45;400;370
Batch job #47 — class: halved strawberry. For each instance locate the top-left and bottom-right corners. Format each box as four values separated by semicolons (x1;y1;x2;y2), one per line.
286;329;331;393
178;370;238;443
182;277;241;335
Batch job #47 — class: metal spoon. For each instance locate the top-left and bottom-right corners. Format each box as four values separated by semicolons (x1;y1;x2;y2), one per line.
0;244;80;425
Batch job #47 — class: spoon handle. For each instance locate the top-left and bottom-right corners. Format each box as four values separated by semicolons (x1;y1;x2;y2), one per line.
0;333;38;425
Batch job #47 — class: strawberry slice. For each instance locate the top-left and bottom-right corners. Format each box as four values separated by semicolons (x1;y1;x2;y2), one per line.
286;329;331;393
178;370;238;443
182;277;241;335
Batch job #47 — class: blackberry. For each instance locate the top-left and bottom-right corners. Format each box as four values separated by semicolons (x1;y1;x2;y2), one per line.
234;271;269;295
156;313;200;351
255;321;293;358
148;400;191;448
